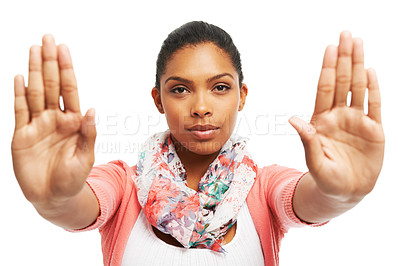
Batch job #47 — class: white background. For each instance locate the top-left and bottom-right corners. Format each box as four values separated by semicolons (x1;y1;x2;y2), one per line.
1;0;399;265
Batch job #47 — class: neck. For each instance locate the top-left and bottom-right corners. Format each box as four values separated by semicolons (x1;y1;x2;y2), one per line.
171;136;220;189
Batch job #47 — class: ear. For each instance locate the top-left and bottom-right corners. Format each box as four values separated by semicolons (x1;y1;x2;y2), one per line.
151;87;164;114
238;83;248;111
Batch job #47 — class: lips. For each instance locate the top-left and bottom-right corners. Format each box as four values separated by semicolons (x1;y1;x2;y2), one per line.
187;124;219;131
187;124;220;140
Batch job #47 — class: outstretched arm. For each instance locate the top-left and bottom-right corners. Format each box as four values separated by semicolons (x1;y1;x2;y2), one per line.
289;32;385;223
12;35;99;229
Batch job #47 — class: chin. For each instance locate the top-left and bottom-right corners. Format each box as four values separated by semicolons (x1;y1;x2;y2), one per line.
186;140;226;156
171;132;229;156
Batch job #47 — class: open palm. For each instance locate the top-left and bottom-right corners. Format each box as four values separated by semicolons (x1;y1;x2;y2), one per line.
290;32;385;199
11;35;96;204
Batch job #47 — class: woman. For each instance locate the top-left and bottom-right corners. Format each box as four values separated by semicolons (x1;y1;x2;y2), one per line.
11;21;385;265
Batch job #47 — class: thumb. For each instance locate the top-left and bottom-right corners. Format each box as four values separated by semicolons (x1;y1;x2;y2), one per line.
77;108;97;166
288;116;323;172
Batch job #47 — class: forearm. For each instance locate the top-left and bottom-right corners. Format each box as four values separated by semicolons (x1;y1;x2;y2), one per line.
293;173;364;224
33;183;99;230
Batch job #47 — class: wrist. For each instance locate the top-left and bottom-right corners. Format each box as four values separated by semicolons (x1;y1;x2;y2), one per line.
33;194;78;220
32;184;88;221
31;183;99;230
294;173;364;223
308;175;366;207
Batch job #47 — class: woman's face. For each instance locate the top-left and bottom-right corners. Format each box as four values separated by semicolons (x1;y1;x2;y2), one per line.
152;42;247;157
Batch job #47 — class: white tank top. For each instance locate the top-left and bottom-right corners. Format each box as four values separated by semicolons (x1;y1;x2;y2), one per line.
121;202;264;265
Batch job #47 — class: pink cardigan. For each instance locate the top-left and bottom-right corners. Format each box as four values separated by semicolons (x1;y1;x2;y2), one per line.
74;160;322;266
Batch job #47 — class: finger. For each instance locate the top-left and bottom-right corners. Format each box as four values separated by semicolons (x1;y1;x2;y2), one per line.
289;117;324;171
27;45;45;117
58;45;80;113
77;108;97;167
314;45;338;115
42;34;60;109
350;38;367;110
14;75;30;129
367;69;381;123
334;31;353;107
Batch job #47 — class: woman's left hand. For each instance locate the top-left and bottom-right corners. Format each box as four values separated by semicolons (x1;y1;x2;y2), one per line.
289;31;385;201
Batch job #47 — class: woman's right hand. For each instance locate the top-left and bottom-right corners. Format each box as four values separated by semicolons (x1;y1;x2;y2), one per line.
11;35;97;209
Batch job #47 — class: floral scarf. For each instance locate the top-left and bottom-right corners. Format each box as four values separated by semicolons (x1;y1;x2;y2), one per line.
134;130;257;253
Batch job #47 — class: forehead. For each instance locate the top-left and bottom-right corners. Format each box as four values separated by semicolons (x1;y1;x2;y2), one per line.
161;42;237;82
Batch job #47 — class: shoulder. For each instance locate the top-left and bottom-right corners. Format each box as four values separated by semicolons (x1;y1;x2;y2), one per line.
250;165;312;231
86;160;138;210
255;164;304;186
249;164;306;205
88;160;137;186
90;160;137;177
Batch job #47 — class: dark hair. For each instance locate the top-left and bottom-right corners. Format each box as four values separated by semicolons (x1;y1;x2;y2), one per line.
155;21;243;90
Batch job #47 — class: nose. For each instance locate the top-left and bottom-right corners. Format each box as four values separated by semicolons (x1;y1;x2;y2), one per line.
191;91;212;118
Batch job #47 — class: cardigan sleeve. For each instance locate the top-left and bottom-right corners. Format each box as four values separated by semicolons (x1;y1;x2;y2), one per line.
264;165;327;232
68;160;135;232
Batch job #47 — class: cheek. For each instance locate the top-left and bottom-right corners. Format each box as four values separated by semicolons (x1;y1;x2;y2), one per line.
220;96;240;125
163;103;187;131
222;110;238;134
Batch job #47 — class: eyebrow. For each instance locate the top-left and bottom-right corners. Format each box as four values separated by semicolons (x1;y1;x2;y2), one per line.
164;73;234;85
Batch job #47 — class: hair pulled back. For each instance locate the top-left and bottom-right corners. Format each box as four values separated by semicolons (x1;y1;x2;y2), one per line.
155;21;243;90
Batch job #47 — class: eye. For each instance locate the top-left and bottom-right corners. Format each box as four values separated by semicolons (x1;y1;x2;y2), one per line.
213;84;230;92
171;87;189;94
